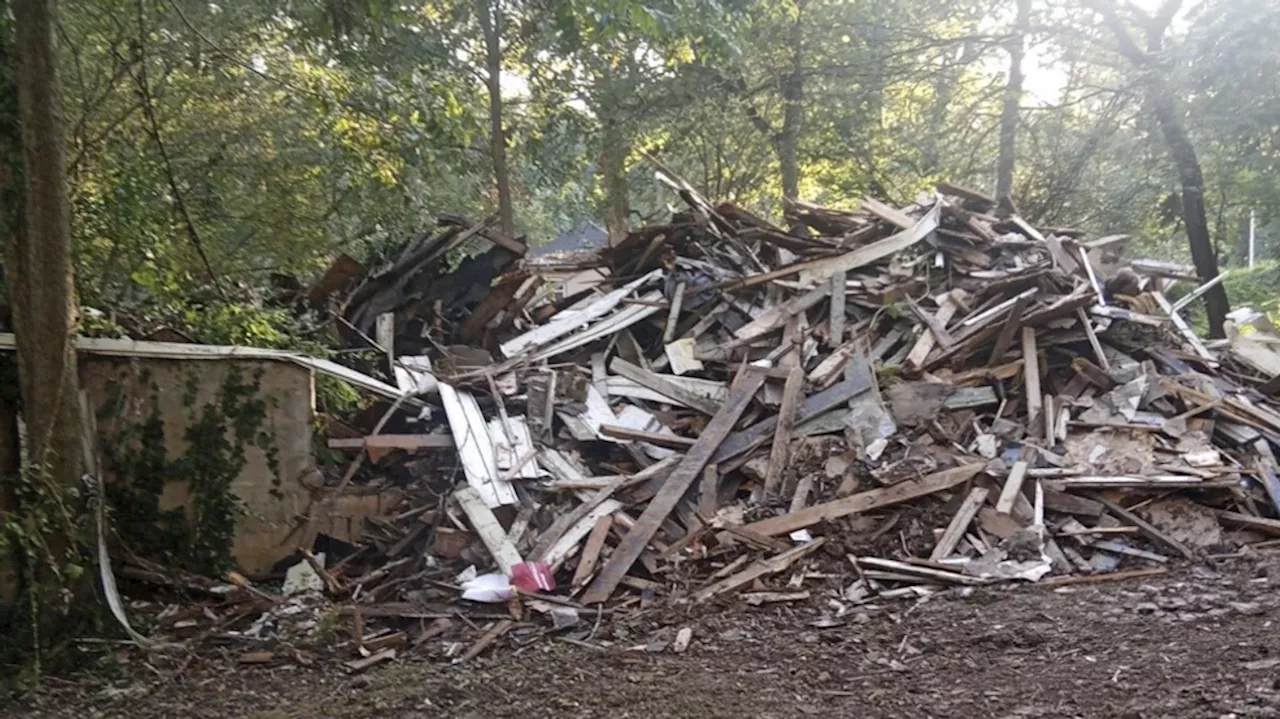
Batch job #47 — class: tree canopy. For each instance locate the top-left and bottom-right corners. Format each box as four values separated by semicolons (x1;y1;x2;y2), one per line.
3;0;1280;333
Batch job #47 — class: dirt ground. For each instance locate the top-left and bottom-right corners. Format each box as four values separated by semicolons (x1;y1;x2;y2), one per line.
10;553;1280;719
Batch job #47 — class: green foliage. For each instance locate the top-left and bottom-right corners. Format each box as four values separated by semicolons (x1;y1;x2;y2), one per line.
100;366;278;577
1221;262;1280;319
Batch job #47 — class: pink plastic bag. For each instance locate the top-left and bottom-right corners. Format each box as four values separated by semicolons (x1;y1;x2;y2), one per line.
510;561;555;593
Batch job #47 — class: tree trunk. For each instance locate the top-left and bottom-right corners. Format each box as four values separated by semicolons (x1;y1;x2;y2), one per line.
777;2;804;203
1090;0;1228;337
600;114;630;247
1147;85;1229;336
477;0;514;237
9;0;82;503
995;0;1030;215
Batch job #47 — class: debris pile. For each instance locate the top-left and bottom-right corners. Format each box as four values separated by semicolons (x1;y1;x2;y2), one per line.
124;168;1280;667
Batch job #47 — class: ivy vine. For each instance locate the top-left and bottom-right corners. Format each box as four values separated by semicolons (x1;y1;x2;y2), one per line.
102;364;280;577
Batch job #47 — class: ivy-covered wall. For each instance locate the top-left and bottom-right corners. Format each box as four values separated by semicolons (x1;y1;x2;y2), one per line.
81;357;320;576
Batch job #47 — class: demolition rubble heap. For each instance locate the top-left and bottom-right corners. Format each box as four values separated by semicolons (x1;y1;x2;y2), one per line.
133;172;1280;667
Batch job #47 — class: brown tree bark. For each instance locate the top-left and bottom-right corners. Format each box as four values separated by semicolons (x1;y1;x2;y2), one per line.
777;0;805;203
995;0;1030;215
8;0;83;497
1090;0;1229;338
600;113;630;247
477;0;515;237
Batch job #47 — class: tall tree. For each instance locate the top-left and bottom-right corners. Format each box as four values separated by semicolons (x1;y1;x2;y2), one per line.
1089;0;1229;338
995;0;1031;214
9;0;82;485
3;0;84;624
477;0;515;236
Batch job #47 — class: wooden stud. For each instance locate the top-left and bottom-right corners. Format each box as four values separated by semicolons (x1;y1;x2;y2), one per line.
764;366;805;497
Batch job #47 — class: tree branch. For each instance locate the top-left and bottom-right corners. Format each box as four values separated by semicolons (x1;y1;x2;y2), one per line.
132;0;226;300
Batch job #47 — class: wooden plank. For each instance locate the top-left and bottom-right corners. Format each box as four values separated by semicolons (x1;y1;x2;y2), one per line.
664;281;686;344
764;366;805;497
995;461;1028;515
720;204;941;291
985;292;1032;366
856;557;989;586
607;376;728;407
1077;308;1110;370
1093;539;1169;563
1042;488;1105;517
1217;509;1280;537
328;434;454;451
1046;476;1233;490
693;539;827;602
440;384;516;507
454;486;523;573
611;357;722;417
454;620;513;665
581;372;767;604
699;464;719;519
500;270;659;358
1095;496;1194;561
1021;327;1042;429
929;487;989;561
1078;247;1105;305
860;196;915;229
905;290;964;370
961;288;1036;329
1038;567;1167;587
571;516;614;589
742;463;985;537
599;424;696;449
712;373;869;465
829;271;847;346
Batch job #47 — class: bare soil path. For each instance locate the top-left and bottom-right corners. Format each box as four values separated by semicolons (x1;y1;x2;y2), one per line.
10;555;1280;718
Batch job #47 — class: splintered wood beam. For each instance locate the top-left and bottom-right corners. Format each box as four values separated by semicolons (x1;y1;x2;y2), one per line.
905;290;964;370
829;271;847;346
1021;327;1042;429
1094;496;1195;561
1171;271;1228;313
995;461;1029;515
581;372;766;604
742;463;985;537
985;292;1032;366
1151;291;1215;364
734;284;830;341
570;516;613;590
712;373;869;465
929;486;989;561
860;196;915;229
694;538;827;602
720;204;940;292
764;366;805;497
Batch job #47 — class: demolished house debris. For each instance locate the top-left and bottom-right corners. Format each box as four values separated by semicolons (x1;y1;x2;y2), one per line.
102;168;1280;667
